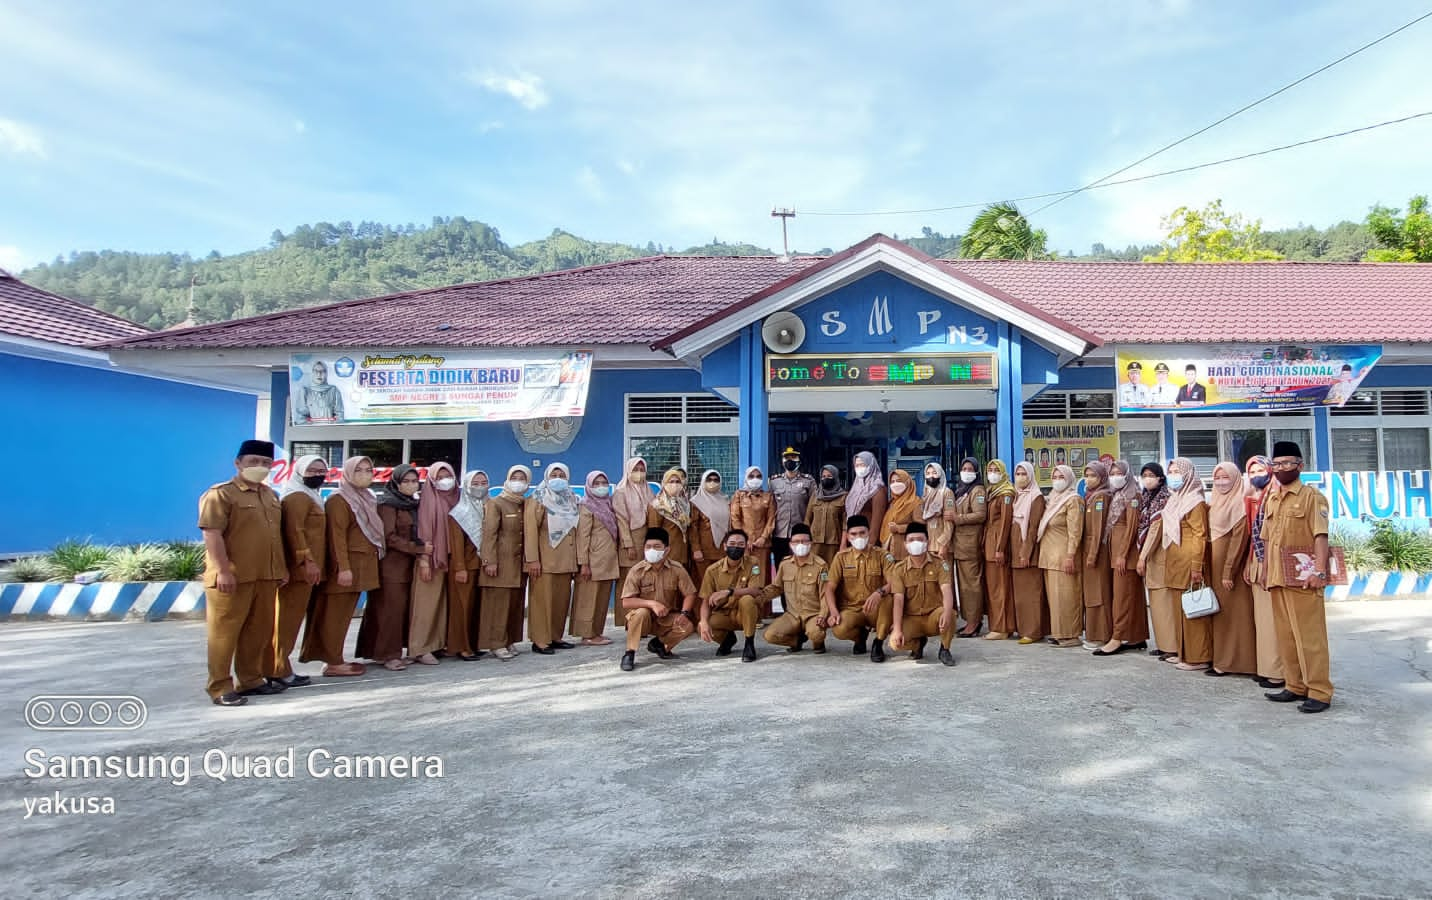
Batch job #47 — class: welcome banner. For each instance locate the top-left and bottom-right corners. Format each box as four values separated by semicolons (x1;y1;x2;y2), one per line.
1114;344;1381;414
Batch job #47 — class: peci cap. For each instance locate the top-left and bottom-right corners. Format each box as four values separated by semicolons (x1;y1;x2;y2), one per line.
237;439;275;459
790;523;812;538
1272;441;1303;460
846;514;870;529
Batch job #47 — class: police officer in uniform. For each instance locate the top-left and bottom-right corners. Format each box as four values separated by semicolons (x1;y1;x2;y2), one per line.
888;522;957;667
619;526;698;671
822;515;893;662
771;446;815;566
697;528;767;662
760;524;829;652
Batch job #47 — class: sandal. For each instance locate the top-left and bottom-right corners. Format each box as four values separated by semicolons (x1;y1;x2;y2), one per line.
580;636;613;646
382;659;408;671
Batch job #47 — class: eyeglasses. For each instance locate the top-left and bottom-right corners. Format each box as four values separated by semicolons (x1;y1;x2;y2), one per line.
1269;460;1301;471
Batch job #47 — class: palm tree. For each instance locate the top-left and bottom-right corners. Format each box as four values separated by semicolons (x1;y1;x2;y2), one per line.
957;202;1055;260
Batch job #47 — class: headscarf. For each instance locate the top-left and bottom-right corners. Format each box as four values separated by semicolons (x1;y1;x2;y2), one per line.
502;464;532;498
1038;465;1081;539
449;470;489;551
1245;455;1273;563
652;467;692;531
418;461;461;570
921;463;952;522
1208;461;1245;543
1244;455;1271;500
691;469;730;545
845;450;885;518
281;454;326;504
377;463;421;513
613;457;651;531
531;462;581;548
815;464;847;502
985;459;1015;500
1103;459;1141;542
882;469;921;544
1137;462;1170;547
953;457;981;501
338;456;384;558
581;470;620;541
1011;461;1039;540
1160;457;1206;548
1082;461;1112;543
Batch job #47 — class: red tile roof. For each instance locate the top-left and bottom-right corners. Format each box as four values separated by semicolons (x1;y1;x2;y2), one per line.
96;237;1432;352
0;269;150;347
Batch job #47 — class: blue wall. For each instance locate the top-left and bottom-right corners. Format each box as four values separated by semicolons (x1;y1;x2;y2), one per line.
3;352;258;554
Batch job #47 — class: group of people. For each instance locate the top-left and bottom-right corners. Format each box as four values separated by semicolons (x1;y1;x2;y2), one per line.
198;439;1333;714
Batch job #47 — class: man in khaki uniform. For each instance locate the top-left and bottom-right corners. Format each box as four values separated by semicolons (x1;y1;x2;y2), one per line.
760;524;829;652
1260;441;1334;713
619;527;698;671
197;439;289;707
888;522;957;667
698;528;767;662
822;514;893;662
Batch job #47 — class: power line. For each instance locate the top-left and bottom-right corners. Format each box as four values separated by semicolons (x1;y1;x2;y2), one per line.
1027;8;1432;215
799;111;1432;218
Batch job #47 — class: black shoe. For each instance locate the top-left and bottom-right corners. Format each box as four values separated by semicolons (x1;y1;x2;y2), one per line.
853;630;868;655
239;680;284;697
1148;648;1165;657
1298;698;1331;714
1123;641;1148;650
277;673;312;687
531;642;555;655
742;637;757;662
648;637;675;660
619;651;636;672
870;639;886;663
791;632;806;653
265;678;290;692
1204;668;1228;677
716;632;738;656
911;637;927;660
957;627;981;638
1254;677;1286;690
1266;689;1309;703
938;647;956;667
1091;645;1125;657
812;643;827;654
550;640;576;650
211;691;247;706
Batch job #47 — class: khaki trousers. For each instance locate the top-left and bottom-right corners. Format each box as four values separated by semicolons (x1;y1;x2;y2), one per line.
954;556;985;629
706;595;762;642
205;580;279;698
1044;569;1084;640
478;586;523;651
1149;587;1184;656
1012;567;1046;640
572;578;615;639
625;607;695;652
763;612;827;648
299;587;361;666
445;573;478;656
892;607;955;651
409;565;448;657
830;598;893;642
1251;583;1285;681
986;561;1015;634
530;571;576;647
267;579;314;679
1271;587;1334;702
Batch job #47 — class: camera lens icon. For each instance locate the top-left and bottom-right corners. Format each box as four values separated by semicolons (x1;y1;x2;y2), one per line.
26;695;147;731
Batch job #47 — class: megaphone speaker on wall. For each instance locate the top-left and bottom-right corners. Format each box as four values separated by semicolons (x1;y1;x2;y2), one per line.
761;312;806;353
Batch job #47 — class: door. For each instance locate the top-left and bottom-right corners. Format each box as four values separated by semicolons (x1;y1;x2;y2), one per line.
941;413;996;472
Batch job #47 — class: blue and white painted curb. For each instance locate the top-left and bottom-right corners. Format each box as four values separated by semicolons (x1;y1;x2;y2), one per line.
0;582;372;621
1327;572;1432;600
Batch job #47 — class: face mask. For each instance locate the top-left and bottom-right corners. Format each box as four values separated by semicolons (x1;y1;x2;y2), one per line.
783;460;799;472
350;472;374;489
644;548;666;564
986;472;1002;484
1142;476;1159;491
1014;475;1029;489
1167;475;1185;491
590;485;611;498
961;471;977;484
1051;478;1068;492
926;476;941;488
746;478;763;491
1109;474;1127;490
545;477;568;492
792;544;811;557
398;482;420;496
436;477;457;491
820;477;836;490
725;546;745;561
850;536;869;551
507;480;528;494
906;540;928;556
664;482;683;495
854;465;868;478
302;474;325;489
890;482;907;496
704;482;721;493
1274;468;1300;486
1250;474;1270;490
241;466;270;484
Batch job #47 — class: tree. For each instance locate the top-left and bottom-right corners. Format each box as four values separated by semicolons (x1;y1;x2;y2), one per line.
1143;200;1283;262
1364;195;1431;262
957;203;1054;260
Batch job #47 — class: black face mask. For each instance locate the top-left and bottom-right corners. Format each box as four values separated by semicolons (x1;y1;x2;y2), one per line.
1249;474;1270;490
926;477;941;488
1273;468;1301;486
820;477;836;489
783;460;799;472
725;546;746;560
302;474;325;489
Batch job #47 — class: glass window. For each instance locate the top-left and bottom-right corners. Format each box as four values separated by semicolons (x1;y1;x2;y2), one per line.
1176;430;1219;477
688;436;739;493
409;439;464;471
1119;431;1161;473
1331;428;1378;472
290;441;343;468
630;437;682;480
1385;428;1431;471
1224;429;1267;469
1069;391;1114;418
1270;428;1312;468
350;438;404;468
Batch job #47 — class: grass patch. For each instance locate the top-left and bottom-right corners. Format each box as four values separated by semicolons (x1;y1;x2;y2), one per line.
1;557;55;583
46;540;115;582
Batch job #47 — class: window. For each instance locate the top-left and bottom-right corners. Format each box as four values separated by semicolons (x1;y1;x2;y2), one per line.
1223;429;1268;468
350;438;404;468
1119;431;1161;473
1385;428;1431;470
1176;430;1219;477
290;441;344;468
1023;391;1115;420
1269;428;1311;465
409;439;464;470
625;393;740;491
1331;428;1378;471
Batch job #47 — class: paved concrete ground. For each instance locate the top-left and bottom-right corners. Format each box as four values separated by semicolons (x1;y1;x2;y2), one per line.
3;599;1430;899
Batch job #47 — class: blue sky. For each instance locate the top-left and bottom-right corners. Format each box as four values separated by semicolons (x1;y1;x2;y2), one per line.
1;0;1430;271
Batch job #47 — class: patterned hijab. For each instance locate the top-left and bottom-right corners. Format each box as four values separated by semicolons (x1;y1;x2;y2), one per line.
1103;459;1141;542
1137;462;1170;546
449;470;489;550
531;462;581;548
652;467;692;530
985;459;1015;500
845;450;885;517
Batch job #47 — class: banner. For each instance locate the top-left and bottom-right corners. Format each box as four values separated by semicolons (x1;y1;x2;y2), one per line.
1114;345;1381;414
1021;419;1119;487
289;351;592;425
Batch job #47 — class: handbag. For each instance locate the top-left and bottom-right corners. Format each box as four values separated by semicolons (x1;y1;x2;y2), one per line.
1181;585;1220;619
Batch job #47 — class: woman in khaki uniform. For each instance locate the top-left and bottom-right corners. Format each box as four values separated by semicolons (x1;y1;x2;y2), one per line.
357;463;424;670
268;454;327;687
946;457;986;637
982;460;1016;640
1009;461;1047;644
444;470;488;661
844;451;888;544
1093;460;1149;655
647;467;706;571
411;461;460;665
1242;456;1285;688
805;465;847;564
690;469;730;589
1038;464;1085;648
612;457;651;593
729;465;775;561
479;465;529;660
882;470;921;561
525;462;582;654
300;456;382;677
574;471;620;644
1138;457;1209;670
1080;461;1113;649
1207;461;1257;676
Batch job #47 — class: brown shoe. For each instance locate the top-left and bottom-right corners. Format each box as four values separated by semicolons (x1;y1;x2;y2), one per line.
983;631;1009;641
323;662;366;677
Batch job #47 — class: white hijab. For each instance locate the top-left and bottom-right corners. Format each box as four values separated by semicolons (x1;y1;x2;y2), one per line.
280;454;326;504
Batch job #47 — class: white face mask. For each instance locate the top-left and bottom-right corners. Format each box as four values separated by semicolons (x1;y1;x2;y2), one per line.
590;485;610;498
890;482;907;496
906;540;928;556
1141;476;1159;491
1051;478;1068;492
986;471;1003;484
644;548;666;564
435;477;456;491
792;543;811;557
704;481;721;493
507;480;528;494
960;471;977;484
746;477;763;491
850;536;869;551
854;465;868;478
1109;474;1127;490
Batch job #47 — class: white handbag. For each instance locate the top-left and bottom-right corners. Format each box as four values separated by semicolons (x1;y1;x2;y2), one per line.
1181;586;1220;619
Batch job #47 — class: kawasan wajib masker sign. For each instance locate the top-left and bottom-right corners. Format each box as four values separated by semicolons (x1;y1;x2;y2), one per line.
289;350;593;425
1114;344;1382;414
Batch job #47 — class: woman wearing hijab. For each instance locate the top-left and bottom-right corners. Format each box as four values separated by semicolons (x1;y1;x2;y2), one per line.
882;470;922;561
691;469;731;587
525;462;582;654
1138;457;1209;670
479;465;530;660
921;463;955;561
1080;461;1114;649
613;458;652;592
729;465;775;562
1093;460;1150;655
300;456;382;677
1242;455;1285;688
1038;464;1085;648
408;461;460;665
1206;461;1258;677
268;454;327;687
1136;462;1172;657
1009;460;1047;644
982;460;1016;640
844;451;888;544
356;463;424;671
948;457;986;638
574;470;620;646
444;470;488;661
805;465;847;565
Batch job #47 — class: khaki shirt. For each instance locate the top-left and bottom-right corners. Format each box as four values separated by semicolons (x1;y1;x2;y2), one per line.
1260;479;1330;588
772;472;816;538
280;491;326;577
804;496;847;546
479;494;525;588
826;547;889;610
889;555;953;617
198;477;285;587
762;555;829;618
622;558;697;608
950;486;985;560
729;489;775;543
699;556;767;608
576;508;621;581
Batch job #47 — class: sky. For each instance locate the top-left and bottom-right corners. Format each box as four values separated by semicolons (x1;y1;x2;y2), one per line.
1;0;1430;272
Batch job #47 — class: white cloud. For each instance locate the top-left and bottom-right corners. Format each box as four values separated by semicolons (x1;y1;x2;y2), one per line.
470;70;548;110
0;245;26;272
0;118;45;157
576;166;605;201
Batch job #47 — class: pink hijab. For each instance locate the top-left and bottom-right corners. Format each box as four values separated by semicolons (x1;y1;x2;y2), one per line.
1011;461;1040;540
418;462;461;570
338;456;384;558
1038;465;1081;540
613;457;652;531
1161;457;1207;548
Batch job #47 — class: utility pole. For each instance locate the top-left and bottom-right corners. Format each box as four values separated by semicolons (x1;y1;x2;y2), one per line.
771;207;796;260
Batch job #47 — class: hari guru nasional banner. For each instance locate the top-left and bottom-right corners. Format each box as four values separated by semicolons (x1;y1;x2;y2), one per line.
289;350;593;425
1114;344;1381;414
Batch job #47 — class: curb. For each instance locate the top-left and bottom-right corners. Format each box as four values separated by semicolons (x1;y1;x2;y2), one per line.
0;582;370;621
1327;572;1432;600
